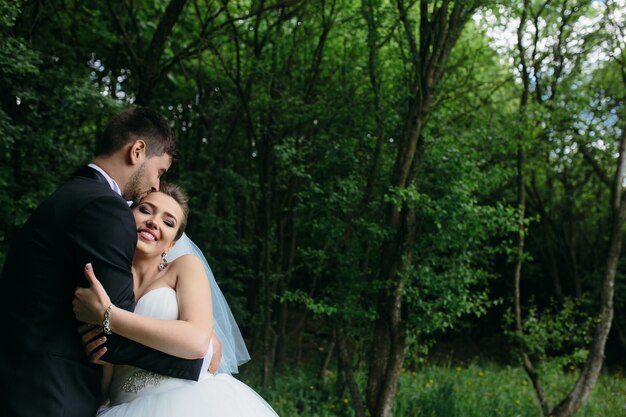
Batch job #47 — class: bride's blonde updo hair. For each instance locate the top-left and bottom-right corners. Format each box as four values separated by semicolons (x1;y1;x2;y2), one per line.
156;183;189;241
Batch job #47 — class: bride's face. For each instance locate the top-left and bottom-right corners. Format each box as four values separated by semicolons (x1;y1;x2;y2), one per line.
132;191;184;256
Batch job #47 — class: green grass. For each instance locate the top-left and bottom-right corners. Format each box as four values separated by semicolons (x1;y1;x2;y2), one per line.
247;362;626;417
247;367;355;417
394;363;626;417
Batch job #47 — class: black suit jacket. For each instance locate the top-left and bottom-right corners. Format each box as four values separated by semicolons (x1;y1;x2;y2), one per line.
0;166;203;417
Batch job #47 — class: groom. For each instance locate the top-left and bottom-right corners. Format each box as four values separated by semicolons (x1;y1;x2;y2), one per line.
0;107;206;417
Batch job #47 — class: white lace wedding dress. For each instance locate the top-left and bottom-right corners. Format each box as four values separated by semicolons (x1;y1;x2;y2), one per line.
97;287;279;417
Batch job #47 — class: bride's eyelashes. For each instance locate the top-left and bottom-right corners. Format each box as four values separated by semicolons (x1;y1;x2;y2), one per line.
138;205;176;229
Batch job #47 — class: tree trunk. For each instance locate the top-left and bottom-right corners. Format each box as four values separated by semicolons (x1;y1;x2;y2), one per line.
513;2;550;414
136;0;189;104
107;0;189;105
261;149;273;387
364;2;483;415
550;125;626;417
274;293;288;371
318;333;336;381
530;175;564;300
338;327;367;417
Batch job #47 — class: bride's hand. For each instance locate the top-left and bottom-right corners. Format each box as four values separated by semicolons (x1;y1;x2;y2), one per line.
208;332;222;374
73;263;112;325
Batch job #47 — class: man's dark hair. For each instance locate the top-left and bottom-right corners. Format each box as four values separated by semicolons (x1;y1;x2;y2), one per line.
97;107;177;159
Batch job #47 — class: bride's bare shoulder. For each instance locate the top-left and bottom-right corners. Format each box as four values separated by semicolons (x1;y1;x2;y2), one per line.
166;254;209;292
167;254;206;280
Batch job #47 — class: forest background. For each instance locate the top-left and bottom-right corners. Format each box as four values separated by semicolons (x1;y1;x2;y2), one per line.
1;1;626;416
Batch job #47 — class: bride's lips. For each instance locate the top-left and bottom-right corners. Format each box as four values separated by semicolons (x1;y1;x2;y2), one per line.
138;228;157;242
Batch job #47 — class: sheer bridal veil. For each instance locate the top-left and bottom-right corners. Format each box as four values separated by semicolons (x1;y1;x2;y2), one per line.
166;233;250;375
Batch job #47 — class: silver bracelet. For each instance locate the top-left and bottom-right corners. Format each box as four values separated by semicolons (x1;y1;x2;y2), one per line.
103;304;114;335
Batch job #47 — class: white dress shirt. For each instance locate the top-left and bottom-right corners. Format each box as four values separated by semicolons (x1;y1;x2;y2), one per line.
88;163;122;196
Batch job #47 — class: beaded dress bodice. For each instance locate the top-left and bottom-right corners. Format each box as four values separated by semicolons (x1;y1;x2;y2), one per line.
108;287;213;406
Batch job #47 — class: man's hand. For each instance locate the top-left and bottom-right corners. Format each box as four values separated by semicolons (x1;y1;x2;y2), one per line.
208;331;222;374
78;324;109;365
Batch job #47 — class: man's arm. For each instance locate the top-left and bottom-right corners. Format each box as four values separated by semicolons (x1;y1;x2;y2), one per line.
69;195;203;380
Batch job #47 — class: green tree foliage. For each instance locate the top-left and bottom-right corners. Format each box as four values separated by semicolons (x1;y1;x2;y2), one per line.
0;0;119;265
2;1;625;415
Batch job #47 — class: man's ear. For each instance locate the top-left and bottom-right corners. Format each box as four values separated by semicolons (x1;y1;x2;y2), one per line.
129;139;146;165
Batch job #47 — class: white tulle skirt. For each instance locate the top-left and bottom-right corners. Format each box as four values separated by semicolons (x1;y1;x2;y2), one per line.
97;372;278;417
98;287;277;416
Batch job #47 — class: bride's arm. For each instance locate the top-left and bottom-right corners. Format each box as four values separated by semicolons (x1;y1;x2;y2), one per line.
74;255;213;360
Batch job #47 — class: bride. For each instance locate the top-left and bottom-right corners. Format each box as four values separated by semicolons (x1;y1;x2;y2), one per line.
73;183;278;416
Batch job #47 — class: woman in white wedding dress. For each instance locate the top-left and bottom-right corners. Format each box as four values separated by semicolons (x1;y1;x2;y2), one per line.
73;183;278;417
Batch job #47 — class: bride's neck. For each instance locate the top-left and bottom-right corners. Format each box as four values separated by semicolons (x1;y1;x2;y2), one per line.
132;253;161;288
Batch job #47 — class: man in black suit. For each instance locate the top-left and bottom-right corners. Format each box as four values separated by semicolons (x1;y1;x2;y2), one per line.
0;107;206;417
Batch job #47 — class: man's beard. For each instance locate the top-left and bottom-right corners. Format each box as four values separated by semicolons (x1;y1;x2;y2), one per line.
123;163;148;203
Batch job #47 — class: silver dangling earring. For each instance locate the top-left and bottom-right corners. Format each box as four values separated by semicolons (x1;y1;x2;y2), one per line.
158;252;168;271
